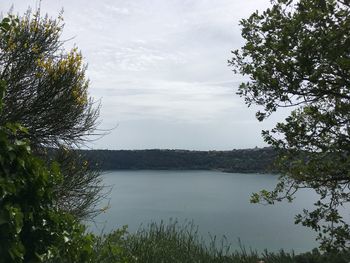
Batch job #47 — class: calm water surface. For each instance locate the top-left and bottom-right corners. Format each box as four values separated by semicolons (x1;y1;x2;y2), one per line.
90;170;319;253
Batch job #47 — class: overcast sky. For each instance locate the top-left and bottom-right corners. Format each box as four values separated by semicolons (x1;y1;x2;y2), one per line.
1;0;290;150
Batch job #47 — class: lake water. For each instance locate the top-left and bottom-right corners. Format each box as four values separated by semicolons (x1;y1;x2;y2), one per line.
89;170;319;253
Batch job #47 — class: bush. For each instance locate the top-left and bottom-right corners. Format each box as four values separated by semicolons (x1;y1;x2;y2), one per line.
0;124;95;262
0;80;95;262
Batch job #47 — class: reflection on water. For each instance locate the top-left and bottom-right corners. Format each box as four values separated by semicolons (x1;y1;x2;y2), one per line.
89;170;319;253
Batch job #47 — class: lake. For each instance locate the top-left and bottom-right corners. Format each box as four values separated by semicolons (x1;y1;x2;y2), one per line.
89;170;319;253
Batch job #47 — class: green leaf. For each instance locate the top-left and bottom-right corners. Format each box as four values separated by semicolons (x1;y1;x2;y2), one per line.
0;23;10;32
0;213;8;225
2;17;10;23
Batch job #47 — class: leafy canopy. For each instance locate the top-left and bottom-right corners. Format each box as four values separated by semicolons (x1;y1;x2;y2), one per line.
0;82;94;263
230;0;350;251
0;10;99;148
0;10;105;220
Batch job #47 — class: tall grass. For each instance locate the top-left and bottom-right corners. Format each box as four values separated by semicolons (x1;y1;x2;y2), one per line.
95;219;350;263
124;219;235;262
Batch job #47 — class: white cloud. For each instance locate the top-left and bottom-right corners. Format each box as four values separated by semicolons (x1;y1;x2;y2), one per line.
105;6;130;15
0;0;285;150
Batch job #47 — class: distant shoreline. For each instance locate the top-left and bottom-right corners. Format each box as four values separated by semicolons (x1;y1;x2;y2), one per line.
100;168;277;175
77;147;278;174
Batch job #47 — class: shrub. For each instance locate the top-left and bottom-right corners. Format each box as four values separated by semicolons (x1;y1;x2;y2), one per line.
0;80;95;262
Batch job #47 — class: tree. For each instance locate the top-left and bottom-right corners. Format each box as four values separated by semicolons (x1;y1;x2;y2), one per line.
0;71;95;262
0;11;103;220
50;148;107;220
0;10;99;148
229;0;350;251
0;121;96;262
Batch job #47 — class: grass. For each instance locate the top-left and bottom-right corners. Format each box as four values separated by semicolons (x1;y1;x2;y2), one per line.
95;219;350;263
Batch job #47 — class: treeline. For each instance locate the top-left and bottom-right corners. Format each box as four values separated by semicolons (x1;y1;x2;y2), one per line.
79;147;277;173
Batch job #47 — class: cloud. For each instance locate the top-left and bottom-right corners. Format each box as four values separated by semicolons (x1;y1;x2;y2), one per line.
104;5;130;15
96;79;247;126
0;0;281;150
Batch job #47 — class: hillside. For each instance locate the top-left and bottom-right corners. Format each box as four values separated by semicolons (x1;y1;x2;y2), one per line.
78;147;277;173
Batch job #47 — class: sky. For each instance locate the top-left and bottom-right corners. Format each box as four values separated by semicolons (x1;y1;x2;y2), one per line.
0;0;290;150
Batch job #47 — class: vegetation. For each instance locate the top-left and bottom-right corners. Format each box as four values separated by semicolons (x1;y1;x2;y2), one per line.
0;12;104;263
80;148;277;173
0;77;95;262
230;0;350;251
49;148;106;220
0;11;103;220
0;124;95;262
95;220;350;263
0;11;99;148
2;2;350;261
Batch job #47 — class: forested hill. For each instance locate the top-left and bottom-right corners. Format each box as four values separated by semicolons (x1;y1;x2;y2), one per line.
79;147;277;173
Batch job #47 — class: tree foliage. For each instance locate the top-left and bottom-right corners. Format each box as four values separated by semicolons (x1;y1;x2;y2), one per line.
230;0;350;251
0;11;104;220
79;148;277;173
50;148;106;219
0;10;99;148
0;77;95;262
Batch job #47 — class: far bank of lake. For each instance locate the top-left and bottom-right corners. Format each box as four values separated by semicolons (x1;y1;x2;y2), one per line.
90;170;318;253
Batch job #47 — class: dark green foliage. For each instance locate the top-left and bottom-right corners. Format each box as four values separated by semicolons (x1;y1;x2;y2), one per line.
229;0;350;251
80;148;277;173
0;134;95;262
0;83;95;262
